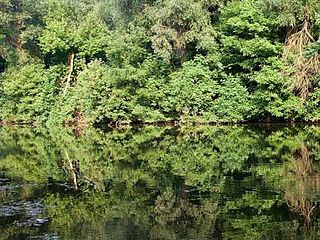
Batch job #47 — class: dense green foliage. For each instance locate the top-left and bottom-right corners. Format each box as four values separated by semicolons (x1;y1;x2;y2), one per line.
1;125;320;239
0;0;319;124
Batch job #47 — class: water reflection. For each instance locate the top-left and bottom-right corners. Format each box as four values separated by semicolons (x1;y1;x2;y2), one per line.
284;144;320;225
0;125;320;239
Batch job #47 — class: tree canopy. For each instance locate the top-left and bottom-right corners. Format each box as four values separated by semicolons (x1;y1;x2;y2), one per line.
0;0;319;125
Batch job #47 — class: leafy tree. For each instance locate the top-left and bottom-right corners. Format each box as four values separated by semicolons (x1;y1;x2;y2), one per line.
0;63;62;122
142;0;218;63
0;0;320;124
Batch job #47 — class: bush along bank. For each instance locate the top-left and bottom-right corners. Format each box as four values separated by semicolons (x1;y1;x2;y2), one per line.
0;0;320;126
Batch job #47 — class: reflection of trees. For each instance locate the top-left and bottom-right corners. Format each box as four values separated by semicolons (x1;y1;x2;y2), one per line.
1;125;320;239
151;186;219;239
62;150;79;191
284;143;320;225
220;126;320;240
43;182;220;240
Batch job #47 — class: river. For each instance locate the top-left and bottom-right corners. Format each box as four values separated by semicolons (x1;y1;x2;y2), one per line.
0;124;320;239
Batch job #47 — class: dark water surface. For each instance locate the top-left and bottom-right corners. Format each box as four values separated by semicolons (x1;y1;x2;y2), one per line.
1;125;320;239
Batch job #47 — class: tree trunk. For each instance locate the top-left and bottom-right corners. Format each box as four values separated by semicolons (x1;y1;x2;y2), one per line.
63;52;75;97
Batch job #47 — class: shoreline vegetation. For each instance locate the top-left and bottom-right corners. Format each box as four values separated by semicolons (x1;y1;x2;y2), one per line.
0;0;320;126
1;119;319;129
